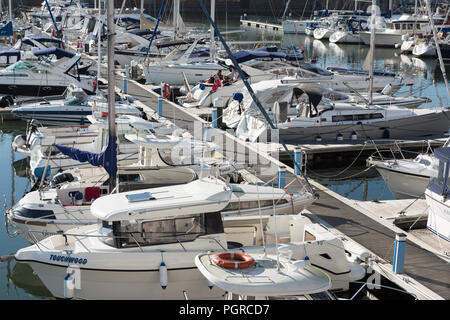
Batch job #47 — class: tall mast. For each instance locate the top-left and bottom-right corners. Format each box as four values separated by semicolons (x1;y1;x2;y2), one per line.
210;0;215;61
173;0;180;39
97;0;102;88
141;0;144;16
368;0;376;105
425;0;450;98
107;0;116;156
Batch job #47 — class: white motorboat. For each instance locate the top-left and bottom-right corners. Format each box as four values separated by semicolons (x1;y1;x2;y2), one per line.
0;52;96;96
16;115;155;180
7;170;314;243
14;178;365;299
412;40;437;57
359;14;433;47
11;86;141;126
425;147;450;242
144;39;228;86
367;139;450;199
367;152;436;199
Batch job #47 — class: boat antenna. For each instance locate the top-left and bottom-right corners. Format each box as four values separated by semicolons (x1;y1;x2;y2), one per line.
425;0;450;99
255;170;267;257
196;0;315;196
272;182;280;272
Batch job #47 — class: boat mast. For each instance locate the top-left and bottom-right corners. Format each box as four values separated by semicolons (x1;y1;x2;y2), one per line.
281;0;291;20
97;0;102;89
173;0;180;39
368;0;376;105
8;0;11;22
424;0;450;98
106;0;117;188
141;0;144;16
210;0;215;61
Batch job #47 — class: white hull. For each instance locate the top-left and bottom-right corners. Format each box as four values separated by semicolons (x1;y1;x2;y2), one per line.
144;64;226;86
329;31;361;44
26;260;225;299
360;32;403;47
374;167;430;199
313;28;332;40
413;43;437;57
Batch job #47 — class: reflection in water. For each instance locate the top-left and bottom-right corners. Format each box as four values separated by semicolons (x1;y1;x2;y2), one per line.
4;260;53;299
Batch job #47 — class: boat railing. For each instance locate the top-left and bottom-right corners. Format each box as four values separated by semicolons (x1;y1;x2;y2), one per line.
367;139;433;162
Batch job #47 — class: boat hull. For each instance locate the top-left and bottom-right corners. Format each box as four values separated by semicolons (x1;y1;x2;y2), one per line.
374;166;430;199
23;260;225;299
274;111;450;144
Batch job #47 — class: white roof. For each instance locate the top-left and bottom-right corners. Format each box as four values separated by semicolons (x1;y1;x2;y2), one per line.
90;178;232;221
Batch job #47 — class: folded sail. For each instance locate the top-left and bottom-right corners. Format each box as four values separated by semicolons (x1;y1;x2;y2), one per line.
55;136;117;177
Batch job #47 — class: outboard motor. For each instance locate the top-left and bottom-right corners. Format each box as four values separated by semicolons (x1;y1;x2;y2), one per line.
51;172;75;187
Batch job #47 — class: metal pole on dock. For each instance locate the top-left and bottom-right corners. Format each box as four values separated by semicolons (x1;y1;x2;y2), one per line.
294;147;303;175
157;97;163;116
277;166;286;189
123;65;129;94
392;233;407;274
211;108;218;128
209;0;215;61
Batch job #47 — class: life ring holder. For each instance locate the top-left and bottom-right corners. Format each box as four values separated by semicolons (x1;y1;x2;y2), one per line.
162;83;171;99
211;252;255;269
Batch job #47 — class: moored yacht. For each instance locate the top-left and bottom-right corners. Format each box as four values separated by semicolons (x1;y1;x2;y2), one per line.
14;178;365;299
425;147;450;242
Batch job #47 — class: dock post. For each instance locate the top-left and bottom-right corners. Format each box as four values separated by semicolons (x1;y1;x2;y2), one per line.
212;108;218;128
392;233;407;274
294;147;303;175
213;97;224;128
123;65;129;94
277;166;286;189
157;97;163;117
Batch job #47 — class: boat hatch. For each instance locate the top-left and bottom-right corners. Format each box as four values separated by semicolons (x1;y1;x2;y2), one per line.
125;192;155;202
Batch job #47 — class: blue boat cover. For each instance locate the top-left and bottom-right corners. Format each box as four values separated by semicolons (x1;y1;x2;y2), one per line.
434;147;450;162
29;36;63;44
32;47;75;59
0;21;13;37
232;49;303;63
55;136;117;177
0;49;20;57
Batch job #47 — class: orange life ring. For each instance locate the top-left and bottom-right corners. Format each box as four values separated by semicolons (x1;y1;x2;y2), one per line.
211;252;255;269
162;83;171;99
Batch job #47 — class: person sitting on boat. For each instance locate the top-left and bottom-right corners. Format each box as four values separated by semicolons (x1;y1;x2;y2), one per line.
211;73;222;91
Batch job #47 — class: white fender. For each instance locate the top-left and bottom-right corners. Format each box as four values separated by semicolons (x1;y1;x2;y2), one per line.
159;261;168;290
64;273;75;299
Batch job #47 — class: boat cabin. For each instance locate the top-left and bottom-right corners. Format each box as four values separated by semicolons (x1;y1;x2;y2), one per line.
427;147;450;197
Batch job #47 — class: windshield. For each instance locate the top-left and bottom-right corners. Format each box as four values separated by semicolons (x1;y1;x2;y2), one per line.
5;60;34;71
64;96;87;106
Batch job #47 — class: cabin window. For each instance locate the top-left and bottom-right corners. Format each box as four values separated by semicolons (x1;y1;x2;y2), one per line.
395;23;401;30
223;199;288;212
332;114;353;122
332;113;383;122
107;212;224;248
119;174;141;182
12;206;56;219
430;160;448;195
